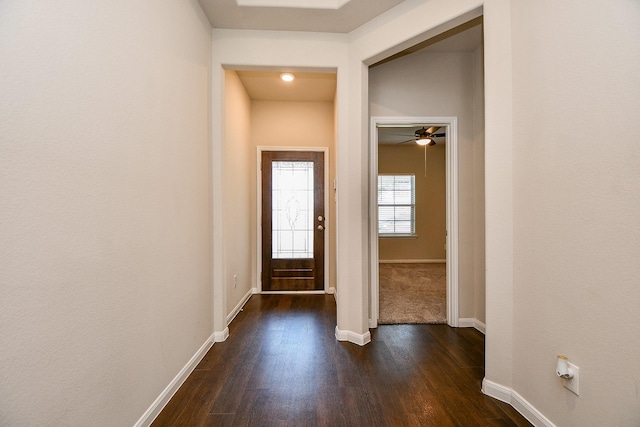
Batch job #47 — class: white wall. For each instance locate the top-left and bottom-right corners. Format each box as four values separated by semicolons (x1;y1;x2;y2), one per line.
510;1;640;425
223;70;253;315
369;48;483;320
481;0;515;394
472;44;486;324
0;1;212;425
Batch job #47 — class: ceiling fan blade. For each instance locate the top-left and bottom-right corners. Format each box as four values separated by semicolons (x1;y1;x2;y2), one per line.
431;132;446;138
394;138;415;145
425;126;441;134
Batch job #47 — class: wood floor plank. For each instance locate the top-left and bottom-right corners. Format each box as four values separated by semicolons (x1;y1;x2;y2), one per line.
494;399;539;427
152;294;532;426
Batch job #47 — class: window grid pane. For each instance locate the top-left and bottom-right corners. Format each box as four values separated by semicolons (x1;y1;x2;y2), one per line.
378;175;415;235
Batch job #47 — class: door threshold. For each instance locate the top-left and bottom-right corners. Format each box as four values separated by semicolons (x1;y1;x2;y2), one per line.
260;291;327;295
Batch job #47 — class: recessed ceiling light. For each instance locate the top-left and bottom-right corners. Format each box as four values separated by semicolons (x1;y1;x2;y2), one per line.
280;73;295;82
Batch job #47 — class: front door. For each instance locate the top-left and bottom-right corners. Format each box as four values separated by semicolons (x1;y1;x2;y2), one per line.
261;151;325;291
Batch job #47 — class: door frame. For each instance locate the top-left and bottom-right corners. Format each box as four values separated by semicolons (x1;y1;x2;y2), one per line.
256;146;330;294
369;116;459;328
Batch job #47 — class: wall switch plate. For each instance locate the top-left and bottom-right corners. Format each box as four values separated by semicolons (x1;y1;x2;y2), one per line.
233;274;238;288
563;362;580;395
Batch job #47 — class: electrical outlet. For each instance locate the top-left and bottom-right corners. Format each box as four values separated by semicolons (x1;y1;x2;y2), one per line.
233;274;238;288
563;362;580;395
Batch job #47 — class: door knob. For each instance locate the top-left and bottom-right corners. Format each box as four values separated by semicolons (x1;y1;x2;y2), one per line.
318;215;324;222
317;225;324;231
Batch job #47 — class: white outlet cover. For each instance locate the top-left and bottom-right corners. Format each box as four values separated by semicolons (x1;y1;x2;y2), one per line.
563;362;580;396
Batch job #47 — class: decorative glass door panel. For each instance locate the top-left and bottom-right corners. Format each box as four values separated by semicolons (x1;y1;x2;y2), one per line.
262;151;324;291
272;161;314;259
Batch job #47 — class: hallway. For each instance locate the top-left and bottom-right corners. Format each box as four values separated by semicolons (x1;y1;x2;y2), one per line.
152;295;531;426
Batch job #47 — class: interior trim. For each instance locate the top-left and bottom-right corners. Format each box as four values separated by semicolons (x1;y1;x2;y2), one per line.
335;326;371;346
226;289;253;326
482;379;557;427
256;146;331;294
214;327;230;343
458;317;486;334
134;333;215;427
369;116;459;329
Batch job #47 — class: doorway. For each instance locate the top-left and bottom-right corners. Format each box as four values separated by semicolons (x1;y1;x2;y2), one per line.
377;126;447;324
369;117;459;328
259;148;329;293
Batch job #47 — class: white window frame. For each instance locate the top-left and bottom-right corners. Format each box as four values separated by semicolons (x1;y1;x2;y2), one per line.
377;173;416;237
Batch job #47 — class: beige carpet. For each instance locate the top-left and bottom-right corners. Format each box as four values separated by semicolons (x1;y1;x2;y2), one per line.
378;263;446;324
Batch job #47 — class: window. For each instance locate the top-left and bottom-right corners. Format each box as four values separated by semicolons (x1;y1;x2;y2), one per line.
378;174;415;236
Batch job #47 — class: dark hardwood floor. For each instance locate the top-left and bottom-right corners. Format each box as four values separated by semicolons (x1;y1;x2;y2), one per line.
152;294;531;426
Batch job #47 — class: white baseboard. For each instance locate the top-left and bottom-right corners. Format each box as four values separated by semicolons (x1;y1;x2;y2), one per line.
335;326;371;346
134;332;215;427
459;317;486;334
482;378;512;403
226;288;253;326
214;327;229;342
136;289;249;426
327;287;336;295
379;259;446;264
482;379;556;427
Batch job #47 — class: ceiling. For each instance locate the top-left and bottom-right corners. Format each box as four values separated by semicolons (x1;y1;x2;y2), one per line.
372;17;482;66
215;1;481;115
237;71;337;102
232;21;481;103
198;0;406;33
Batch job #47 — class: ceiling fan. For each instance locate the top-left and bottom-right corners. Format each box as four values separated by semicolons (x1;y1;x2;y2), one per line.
395;126;446;146
386;126;446;177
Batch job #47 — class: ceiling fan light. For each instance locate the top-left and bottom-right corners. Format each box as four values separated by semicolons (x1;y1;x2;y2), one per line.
416;137;431;146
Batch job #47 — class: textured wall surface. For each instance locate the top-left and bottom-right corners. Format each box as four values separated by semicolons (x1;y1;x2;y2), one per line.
0;1;212;425
510;0;640;425
224;71;253;315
